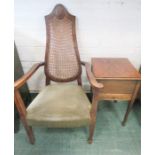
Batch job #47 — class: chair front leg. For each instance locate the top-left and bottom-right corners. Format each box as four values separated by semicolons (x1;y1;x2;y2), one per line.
20;117;35;144
88;95;98;144
14;90;35;144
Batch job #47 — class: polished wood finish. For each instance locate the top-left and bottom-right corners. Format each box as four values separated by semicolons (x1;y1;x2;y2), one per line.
98;80;136;94
92;58;140;80
14;90;35;144
88;94;98;144
81;61;103;143
92;58;141;126
45;77;50;85
81;61;103;89
14;62;44;90
14;4;101;144
122;81;141;126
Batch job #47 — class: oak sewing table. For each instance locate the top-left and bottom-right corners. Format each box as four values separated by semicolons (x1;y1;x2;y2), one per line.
91;58;141;126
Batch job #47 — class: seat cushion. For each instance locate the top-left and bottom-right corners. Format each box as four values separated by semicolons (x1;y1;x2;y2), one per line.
26;84;91;128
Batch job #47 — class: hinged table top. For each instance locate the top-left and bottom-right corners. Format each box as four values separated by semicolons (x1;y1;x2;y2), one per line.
92;58;141;80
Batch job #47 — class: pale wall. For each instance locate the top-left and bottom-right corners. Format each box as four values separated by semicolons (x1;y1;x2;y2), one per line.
15;0;141;92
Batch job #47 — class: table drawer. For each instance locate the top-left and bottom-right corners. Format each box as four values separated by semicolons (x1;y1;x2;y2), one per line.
98;80;137;94
99;93;132;100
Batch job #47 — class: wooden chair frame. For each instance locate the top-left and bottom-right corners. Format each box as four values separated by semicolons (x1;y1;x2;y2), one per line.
14;4;103;144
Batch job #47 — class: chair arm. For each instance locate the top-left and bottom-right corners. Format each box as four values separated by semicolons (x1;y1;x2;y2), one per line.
14;62;45;90
81;61;104;89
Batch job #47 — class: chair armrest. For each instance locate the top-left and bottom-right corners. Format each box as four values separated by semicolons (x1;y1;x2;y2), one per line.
14;62;45;90
81;61;104;89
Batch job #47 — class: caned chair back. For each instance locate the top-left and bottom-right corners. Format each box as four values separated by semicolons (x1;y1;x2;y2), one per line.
44;4;82;82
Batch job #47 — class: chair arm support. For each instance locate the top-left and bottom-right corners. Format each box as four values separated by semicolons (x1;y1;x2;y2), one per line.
14;62;45;90
81;61;104;89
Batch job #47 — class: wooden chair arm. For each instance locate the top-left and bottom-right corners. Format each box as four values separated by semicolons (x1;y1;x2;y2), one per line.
81;61;104;89
14;62;45;90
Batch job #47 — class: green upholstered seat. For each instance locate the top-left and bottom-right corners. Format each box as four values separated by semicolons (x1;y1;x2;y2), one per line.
26;84;91;128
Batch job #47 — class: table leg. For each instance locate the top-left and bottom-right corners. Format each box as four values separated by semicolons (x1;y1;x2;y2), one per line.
122;81;141;126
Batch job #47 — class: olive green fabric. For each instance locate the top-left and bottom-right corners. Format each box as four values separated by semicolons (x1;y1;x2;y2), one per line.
26;84;91;128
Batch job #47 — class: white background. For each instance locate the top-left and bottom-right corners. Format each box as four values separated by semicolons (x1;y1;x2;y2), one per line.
15;0;141;92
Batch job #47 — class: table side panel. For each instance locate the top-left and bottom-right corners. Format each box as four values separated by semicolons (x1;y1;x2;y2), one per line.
98;80;137;94
96;80;139;101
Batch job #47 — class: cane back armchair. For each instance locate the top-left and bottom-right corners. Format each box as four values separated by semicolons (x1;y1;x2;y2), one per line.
14;4;103;144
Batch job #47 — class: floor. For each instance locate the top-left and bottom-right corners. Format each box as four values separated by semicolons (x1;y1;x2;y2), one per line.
14;100;141;155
